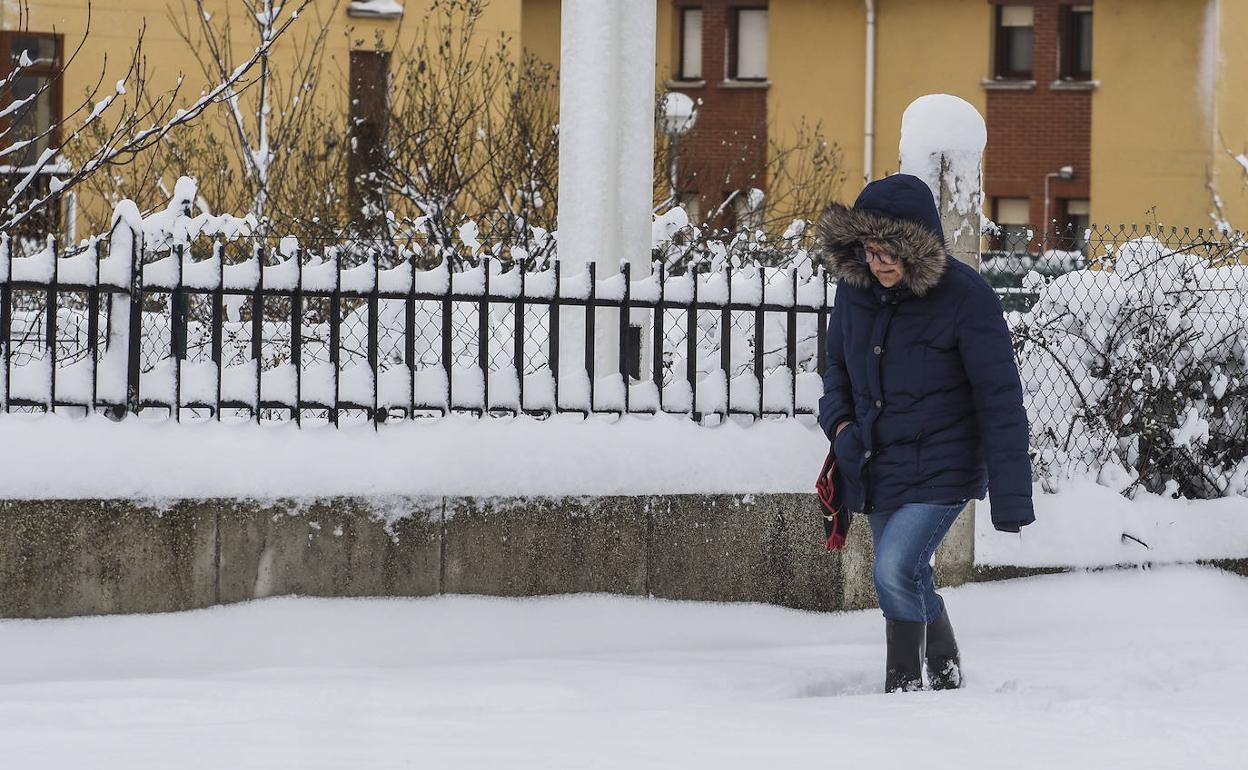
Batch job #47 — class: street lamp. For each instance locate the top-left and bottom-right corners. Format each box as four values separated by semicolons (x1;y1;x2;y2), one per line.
1043;165;1076;248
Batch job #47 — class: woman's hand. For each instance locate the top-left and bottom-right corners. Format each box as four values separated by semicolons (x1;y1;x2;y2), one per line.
835;420;851;437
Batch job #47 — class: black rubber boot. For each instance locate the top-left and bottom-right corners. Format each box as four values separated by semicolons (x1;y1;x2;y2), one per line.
884;620;926;693
926;609;963;690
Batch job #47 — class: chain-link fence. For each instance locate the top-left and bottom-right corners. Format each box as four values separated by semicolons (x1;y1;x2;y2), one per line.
985;223;1247;499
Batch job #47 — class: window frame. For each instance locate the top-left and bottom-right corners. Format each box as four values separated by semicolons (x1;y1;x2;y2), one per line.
1059;5;1093;81
0;30;65;170
727;6;768;82
677;6;703;81
993;5;1035;80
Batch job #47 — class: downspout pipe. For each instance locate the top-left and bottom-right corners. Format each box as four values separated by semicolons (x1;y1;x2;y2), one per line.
864;0;877;184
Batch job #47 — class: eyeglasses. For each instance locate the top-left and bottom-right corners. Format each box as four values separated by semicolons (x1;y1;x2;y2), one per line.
854;243;900;266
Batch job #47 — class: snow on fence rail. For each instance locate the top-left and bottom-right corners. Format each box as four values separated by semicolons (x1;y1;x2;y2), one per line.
0;225;833;426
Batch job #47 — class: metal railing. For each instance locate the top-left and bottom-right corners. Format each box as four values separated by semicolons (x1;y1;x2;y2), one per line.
0;227;832;426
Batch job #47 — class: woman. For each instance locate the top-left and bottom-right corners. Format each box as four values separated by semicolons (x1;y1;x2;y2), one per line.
816;173;1035;693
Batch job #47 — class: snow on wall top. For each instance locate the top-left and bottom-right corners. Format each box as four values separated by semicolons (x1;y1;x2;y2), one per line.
0;412;827;500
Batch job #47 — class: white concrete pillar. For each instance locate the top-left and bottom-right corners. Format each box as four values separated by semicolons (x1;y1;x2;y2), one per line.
557;0;656;275
556;0;657;405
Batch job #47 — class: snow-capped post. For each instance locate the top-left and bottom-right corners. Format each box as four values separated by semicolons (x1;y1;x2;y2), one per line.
898;94;987;586
557;0;657;400
899;94;986;270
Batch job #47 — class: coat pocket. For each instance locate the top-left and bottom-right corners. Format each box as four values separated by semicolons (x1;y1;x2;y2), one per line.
832;422;860;465
832;424;865;511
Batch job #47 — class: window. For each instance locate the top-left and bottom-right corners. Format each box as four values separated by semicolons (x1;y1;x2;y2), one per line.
1061;199;1090;253
679;8;703;81
1;31;63;238
1;33;62;169
991;197;1031;254
348;50;391;224
994;5;1034;79
1060;5;1093;80
728;8;768;81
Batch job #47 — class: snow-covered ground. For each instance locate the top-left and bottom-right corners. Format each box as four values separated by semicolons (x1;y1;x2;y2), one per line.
978;479;1248;567
1;566;1245;769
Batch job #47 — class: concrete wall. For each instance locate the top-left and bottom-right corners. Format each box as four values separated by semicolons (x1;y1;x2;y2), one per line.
0;494;976;619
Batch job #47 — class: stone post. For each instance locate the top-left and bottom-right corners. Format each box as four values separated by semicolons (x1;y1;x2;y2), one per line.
898;94;987;588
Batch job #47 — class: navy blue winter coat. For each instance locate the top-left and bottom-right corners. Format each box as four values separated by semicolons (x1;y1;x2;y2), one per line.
816;174;1035;531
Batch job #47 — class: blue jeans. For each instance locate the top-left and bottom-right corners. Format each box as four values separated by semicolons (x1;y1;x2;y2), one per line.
867;501;965;623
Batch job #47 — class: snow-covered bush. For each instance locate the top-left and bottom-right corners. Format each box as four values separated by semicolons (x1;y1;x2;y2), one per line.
1015;237;1248;498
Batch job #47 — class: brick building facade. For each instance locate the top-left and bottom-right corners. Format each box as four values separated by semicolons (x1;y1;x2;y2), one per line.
983;0;1093;247
667;1;769;228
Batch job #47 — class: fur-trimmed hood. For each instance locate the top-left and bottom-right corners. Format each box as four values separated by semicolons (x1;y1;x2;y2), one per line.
816;174;948;297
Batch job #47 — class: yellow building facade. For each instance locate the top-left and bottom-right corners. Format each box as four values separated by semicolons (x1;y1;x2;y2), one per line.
1089;0;1248;228
6;0;1247;235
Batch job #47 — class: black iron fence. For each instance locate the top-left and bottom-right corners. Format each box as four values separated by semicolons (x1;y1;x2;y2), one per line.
0;226;832;426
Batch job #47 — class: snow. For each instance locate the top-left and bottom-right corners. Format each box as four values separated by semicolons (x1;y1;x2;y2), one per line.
347;0;404;18
264;252;299;290
221;362;258;406
134;177;255;253
978;479;1248;568
300;253;337;291
653;201;691;246
1172;406;1211;449
378;260;414;293
1;567;1245;769
56;245;99;285
9;237;55;282
223;255;260;290
0;412;827;500
339;256;376;293
899;94;986;226
7;353;50;404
